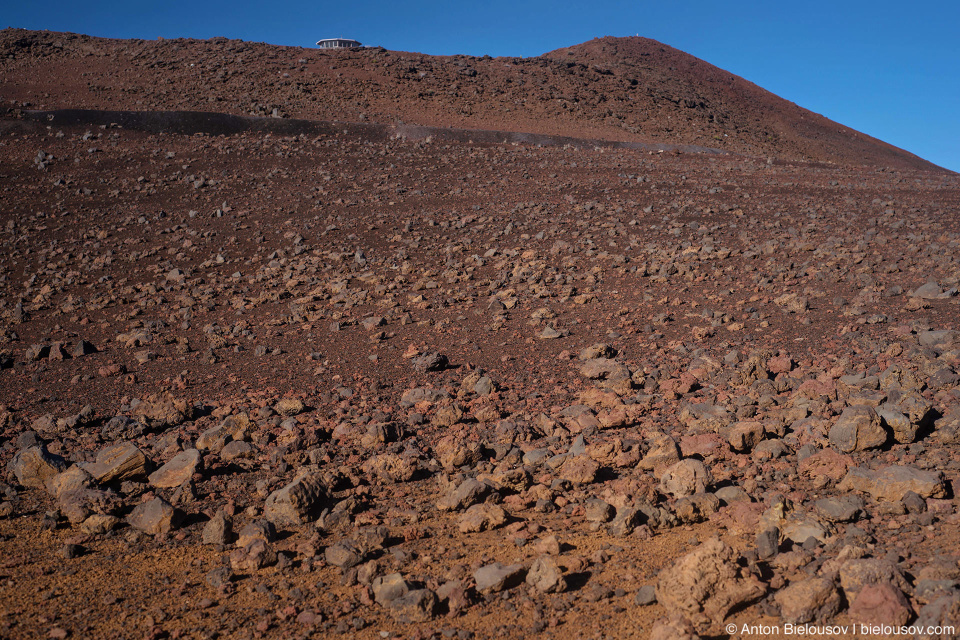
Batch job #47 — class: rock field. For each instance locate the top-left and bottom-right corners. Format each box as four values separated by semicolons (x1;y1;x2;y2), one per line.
1;29;960;640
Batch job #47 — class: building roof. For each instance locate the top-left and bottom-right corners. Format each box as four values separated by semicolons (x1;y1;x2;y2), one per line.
316;38;362;48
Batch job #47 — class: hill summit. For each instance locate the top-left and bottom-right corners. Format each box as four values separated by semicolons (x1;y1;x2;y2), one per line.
0;29;940;170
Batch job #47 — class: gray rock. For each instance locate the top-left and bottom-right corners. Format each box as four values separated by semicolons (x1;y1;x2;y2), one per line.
148;449;201;488
914;594;960;639
608;506;645;536
263;471;328;527
914;580;959;605
236;520;275;547
386;589;437;622
934;406;960;444
230;539;277;571
911;282;955;300
634;584;656;605
814;495;864;522
902;490;927;514
679;402;732;433
674;492;721;524
79;514;119;534
753;438;792;460
918;329;958;348
579;358;631;384
876;405;916;444
59;487;120;524
205;566;234;588
399;387;450;407
526;555;566;593
219;440;254;461
412;351;448;372
325;539;364;569
15;431;43;450
929;367;960;392
196;425;231;452
637;433;680;474
127;497;178;535
585;498;615;523
757;527;779;560
202;510;233;545
522;448;550;465
373;573;411;604
474;376;496;395
436;478;491;511
474;562;525;593
72;340;98;357
714;486;751;504
829;405;887;453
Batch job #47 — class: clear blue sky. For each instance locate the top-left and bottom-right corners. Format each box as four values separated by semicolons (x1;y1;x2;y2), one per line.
6;0;958;172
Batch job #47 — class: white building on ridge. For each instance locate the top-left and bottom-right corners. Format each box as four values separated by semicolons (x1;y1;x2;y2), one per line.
316;38;362;50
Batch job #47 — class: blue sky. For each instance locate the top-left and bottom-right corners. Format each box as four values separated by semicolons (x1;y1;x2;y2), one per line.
5;0;958;172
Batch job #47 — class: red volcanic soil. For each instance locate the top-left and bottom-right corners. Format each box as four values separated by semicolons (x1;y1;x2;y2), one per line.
0;28;959;640
0;29;944;172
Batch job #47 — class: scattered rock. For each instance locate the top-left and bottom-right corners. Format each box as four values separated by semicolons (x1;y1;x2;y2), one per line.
202;510;233;545
9;446;67;489
132;392;194;428
474;562;525;594
126;497;178;535
82;443;148;484
655;537;765;632
838;465;946;502
829;405;887;452
274;398;304;417
774;577;842;624
658;459;712;497
526;555;566;593
148;449;200;488
457;503;507;533
263;471;328;527
848;582;912;626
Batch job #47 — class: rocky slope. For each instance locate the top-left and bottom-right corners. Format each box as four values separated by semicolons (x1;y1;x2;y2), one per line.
0;29;943;172
1;26;960;640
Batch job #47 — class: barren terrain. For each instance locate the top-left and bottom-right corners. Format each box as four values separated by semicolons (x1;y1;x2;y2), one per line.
1;29;960;640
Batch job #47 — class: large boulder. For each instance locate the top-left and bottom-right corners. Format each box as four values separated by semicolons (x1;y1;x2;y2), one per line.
829;405;887;452
263;471;328;527
774;577;842;624
659;459;713;497
148;449;201;488
82;443;148;484
9;446;66;489
132;392;194;428
655;537;765;632
837;465;946;502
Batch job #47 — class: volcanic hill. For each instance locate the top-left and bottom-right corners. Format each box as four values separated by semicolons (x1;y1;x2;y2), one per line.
0;29;942;171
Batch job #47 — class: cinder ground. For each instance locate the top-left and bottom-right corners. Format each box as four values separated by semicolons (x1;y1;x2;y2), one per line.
1;30;960;640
